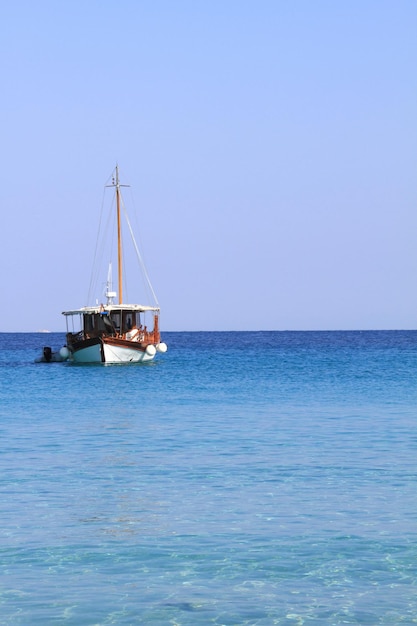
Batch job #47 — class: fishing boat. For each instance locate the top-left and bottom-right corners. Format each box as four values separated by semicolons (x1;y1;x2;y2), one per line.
61;166;167;364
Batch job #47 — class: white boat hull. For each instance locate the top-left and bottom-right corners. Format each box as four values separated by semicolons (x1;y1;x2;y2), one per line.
102;342;155;364
69;337;156;364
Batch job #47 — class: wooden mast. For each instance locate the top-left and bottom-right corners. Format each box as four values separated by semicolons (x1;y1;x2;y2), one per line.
115;165;123;304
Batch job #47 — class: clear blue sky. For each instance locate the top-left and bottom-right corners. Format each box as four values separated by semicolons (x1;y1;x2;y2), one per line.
1;1;416;331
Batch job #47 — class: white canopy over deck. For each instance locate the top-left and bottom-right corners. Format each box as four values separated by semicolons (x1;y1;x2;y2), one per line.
62;304;160;317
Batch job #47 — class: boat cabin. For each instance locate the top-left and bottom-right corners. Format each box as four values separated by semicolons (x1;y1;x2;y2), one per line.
82;310;139;336
63;304;160;345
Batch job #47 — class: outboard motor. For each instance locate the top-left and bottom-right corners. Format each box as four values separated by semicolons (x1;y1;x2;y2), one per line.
43;346;52;362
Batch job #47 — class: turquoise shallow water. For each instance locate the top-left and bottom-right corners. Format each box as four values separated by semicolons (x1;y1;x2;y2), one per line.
0;331;416;625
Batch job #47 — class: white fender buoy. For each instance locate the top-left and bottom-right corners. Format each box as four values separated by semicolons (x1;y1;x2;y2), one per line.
145;344;156;356
156;342;168;353
59;346;70;360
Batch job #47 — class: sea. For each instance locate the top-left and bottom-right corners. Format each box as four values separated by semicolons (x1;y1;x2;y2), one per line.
0;330;416;625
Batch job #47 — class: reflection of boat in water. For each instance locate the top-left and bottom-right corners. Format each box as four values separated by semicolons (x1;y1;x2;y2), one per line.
38;165;167;364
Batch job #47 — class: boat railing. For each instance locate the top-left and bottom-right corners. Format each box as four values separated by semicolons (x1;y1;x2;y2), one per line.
67;325;160;345
66;331;85;344
122;326;160;344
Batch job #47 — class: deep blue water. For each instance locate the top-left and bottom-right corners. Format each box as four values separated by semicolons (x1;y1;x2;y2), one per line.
0;331;416;625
